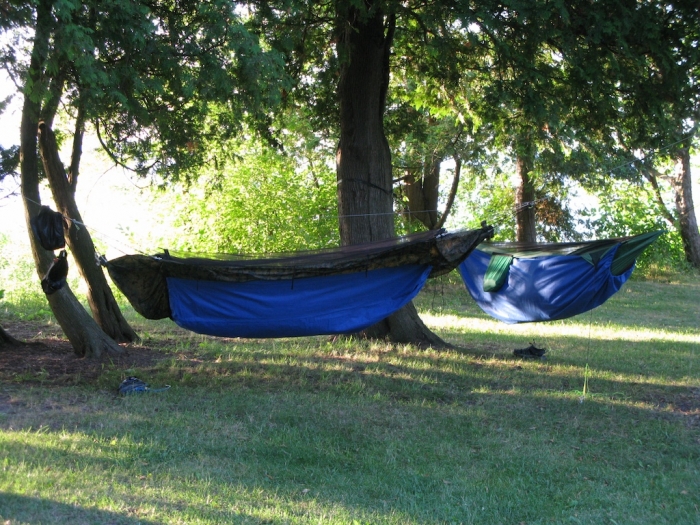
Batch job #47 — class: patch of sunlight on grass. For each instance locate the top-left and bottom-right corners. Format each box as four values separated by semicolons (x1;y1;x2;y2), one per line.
528;388;674;414
422;313;700;343
593;367;697;387
486;359;697;389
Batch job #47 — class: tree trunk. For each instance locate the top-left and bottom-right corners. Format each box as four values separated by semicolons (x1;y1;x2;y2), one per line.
38;122;138;343
336;7;395;244
335;5;446;347
642;166;676;227
435;156;462;230
405;154;441;229
515;142;537;243
20;0;124;357
0;325;21;347
672;147;700;268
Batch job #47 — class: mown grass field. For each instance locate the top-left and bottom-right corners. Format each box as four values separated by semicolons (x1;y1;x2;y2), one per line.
1;273;699;524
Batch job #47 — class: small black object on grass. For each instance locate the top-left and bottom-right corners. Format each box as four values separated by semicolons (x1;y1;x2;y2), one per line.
118;376;170;395
514;343;546;359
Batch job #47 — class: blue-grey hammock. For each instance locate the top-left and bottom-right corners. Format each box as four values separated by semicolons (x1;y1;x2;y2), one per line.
458;231;663;324
167;264;430;338
105;226;493;338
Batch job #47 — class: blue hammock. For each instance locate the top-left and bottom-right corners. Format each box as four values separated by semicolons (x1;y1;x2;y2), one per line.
458;231;662;324
168;264;431;338
105;226;493;338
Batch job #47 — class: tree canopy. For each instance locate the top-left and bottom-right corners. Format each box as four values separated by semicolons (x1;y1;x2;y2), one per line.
240;0;698;243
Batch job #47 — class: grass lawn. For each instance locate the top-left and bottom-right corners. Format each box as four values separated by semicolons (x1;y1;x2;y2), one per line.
1;274;698;524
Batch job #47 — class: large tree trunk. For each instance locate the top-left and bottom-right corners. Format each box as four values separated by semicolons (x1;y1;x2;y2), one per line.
515;139;537;243
672;147;700;268
336;7;395;244
20;0;124;357
335;5;445;347
38;122;138;343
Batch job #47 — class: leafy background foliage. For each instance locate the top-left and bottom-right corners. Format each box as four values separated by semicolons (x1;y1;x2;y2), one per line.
585;180;692;275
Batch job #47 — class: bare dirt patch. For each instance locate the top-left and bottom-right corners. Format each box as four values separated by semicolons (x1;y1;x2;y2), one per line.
0;320;167;385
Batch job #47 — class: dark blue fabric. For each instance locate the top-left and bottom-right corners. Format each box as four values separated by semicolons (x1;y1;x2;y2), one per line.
458;245;634;323
168;264;432;338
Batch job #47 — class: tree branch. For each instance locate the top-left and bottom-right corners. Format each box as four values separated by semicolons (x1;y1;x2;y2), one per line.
94;118;159;175
435;155;461;230
40;64;68;127
68;97;86;192
641;166;676;227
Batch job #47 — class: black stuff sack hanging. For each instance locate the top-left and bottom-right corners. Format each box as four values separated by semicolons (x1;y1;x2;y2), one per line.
41;250;69;294
30;206;66;251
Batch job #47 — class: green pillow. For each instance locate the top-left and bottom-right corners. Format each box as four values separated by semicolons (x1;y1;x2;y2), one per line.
483;254;513;292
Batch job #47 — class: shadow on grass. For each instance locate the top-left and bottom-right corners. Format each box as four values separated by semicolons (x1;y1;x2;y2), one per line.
0;492;164;525
103;334;699;429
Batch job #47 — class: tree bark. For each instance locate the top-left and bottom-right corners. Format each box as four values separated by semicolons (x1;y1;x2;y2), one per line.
336;6;395;245
435;156;462;230
335;4;447;347
38;122;138;343
0;325;21;347
671;147;700;268
405;154;441;229
515;141;537;243
641;166;676;227
20;0;124;357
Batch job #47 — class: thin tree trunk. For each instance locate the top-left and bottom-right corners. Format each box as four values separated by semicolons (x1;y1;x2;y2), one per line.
20;0;124;357
672;147;700;268
38;122;138;343
515;141;537;243
335;4;446;347
405;154;441;229
435;156;462;230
